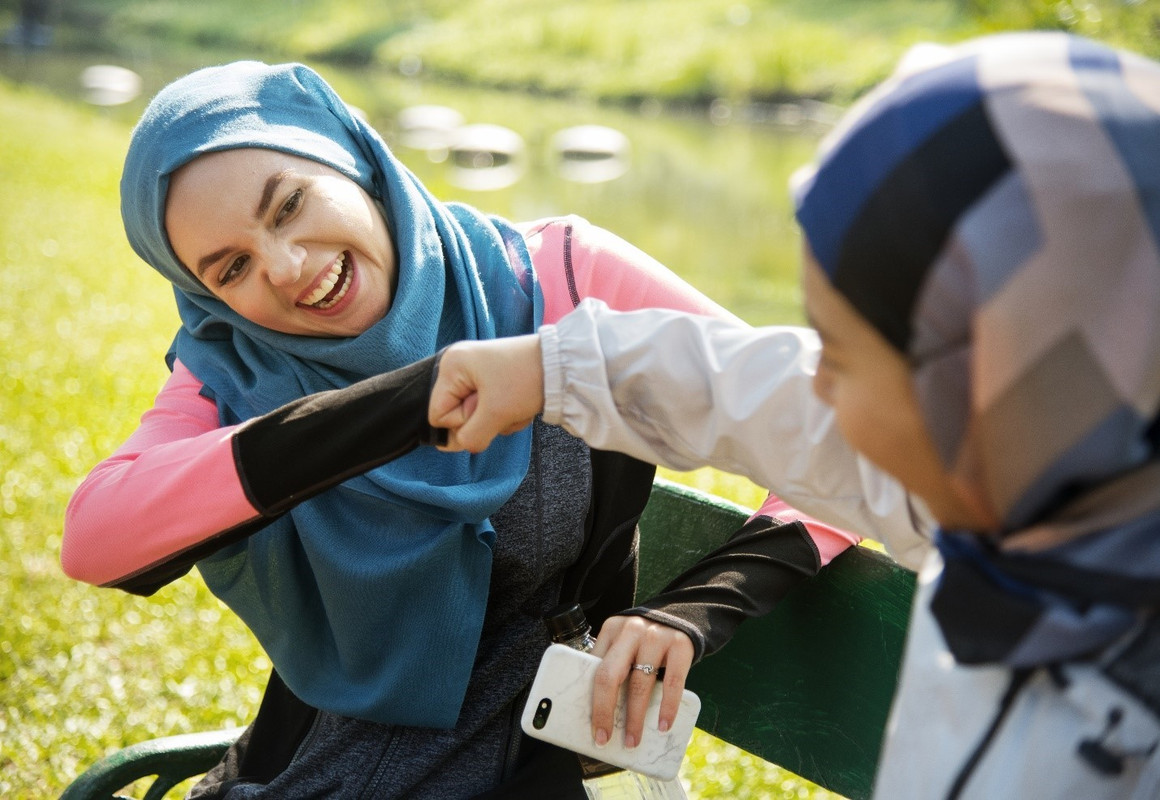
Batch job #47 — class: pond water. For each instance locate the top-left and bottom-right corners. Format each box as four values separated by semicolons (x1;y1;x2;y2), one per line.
1;45;827;326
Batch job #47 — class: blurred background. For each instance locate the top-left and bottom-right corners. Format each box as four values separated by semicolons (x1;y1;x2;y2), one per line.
2;1;1155;796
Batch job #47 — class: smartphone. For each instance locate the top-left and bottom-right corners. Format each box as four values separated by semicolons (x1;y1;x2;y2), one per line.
520;643;701;781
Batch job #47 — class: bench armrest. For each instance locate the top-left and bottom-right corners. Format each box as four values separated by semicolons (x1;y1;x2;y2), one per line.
59;728;243;800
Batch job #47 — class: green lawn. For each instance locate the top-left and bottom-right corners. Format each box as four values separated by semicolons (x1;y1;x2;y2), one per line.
0;78;837;799
0;79;263;797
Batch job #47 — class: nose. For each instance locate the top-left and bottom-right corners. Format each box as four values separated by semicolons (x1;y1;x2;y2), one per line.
263;243;307;287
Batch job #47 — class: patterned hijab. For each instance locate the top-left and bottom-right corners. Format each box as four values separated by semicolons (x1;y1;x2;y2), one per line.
120;61;542;725
795;33;1160;666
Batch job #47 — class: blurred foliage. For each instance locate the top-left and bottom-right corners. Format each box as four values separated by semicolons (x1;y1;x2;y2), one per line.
684;732;844;799
32;0;1156;107
965;0;1159;59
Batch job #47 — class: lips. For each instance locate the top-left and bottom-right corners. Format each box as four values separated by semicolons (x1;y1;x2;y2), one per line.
298;252;352;309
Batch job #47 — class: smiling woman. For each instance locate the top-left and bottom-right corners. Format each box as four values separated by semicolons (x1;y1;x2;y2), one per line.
165;149;396;337
59;60;857;799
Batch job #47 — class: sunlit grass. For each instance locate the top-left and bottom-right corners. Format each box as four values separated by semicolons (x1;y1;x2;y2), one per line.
0;78;268;798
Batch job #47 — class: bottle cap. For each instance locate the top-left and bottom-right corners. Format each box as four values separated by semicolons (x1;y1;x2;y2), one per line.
546;603;590;642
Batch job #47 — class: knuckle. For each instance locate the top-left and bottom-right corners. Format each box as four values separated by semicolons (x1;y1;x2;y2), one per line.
643;626;667;647
621;616;647;635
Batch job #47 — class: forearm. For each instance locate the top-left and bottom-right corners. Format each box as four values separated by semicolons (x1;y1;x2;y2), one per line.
232;355;442;515
63;356;441;594
624;515;821;661
541;300;933;567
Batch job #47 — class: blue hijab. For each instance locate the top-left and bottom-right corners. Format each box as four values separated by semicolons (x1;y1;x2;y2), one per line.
121;61;542;726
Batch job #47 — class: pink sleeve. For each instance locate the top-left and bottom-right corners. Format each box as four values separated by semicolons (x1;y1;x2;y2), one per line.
524;216;744;325
751;493;862;566
61;360;260;587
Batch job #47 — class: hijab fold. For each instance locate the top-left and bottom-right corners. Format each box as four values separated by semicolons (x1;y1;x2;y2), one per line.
795;33;1160;667
122;61;542;725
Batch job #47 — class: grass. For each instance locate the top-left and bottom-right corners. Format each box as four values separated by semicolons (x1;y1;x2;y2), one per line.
0;77;840;799
0;78;266;797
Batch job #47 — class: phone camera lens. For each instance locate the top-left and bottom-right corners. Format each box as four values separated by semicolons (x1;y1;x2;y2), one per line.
532;698;551;730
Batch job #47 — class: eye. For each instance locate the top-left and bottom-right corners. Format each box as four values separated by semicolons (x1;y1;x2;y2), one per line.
218;255;249;286
812;349;840;406
276;189;303;224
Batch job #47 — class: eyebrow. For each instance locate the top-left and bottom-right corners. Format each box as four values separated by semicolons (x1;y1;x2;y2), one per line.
255;170;289;221
194;170;290;278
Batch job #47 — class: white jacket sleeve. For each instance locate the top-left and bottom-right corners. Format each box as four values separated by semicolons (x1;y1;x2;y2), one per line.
540;299;933;570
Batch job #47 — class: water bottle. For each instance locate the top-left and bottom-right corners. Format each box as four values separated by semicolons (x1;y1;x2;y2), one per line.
545;605;689;800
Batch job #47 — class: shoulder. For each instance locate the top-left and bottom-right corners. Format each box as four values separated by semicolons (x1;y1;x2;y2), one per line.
155;359;219;425
518;216;595;322
517;214;595;260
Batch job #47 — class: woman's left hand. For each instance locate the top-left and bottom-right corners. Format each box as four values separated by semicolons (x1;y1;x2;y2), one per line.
590;615;695;750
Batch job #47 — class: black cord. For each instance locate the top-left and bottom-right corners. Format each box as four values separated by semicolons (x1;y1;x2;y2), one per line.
945;668;1035;800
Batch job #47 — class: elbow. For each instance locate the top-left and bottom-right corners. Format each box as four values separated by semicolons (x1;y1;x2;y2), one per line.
60;491;107;585
60;502;89;582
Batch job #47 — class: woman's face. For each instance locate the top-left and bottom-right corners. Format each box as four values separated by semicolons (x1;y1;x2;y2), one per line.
165;148;397;337
801;250;997;531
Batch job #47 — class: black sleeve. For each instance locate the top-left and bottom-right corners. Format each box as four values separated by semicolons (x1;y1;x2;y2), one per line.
619;515;822;662
111;355;444;596
233;354;444;515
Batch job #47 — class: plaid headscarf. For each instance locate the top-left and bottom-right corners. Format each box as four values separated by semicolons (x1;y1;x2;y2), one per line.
795;33;1160;666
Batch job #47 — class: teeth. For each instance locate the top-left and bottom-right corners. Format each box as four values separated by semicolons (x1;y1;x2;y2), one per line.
323;277;351;308
301;253;348;308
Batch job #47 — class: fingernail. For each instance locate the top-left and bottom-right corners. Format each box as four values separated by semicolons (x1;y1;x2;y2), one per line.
594;728;608;748
624;733;637;749
658;719;670;733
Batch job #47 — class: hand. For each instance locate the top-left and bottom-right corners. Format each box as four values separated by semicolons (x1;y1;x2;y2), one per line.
428;335;546;453
590;615;694;750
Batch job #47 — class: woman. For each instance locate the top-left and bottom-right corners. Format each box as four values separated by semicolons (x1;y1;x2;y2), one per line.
430;32;1160;797
62;61;856;797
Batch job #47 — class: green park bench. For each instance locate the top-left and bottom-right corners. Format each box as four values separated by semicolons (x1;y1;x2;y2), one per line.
61;478;917;800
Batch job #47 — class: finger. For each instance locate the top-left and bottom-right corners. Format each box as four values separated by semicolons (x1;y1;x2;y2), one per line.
428;351;478;427
460;392;479;423
430;391;477;434
429;397;466;430
656;636;694;733
450;400;514;453
590;616;626;659
590;622;639;747
622;638;665;749
435;395;482;453
439;429;468;453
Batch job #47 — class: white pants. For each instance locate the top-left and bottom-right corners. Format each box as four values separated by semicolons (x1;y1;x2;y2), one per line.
873;554;1160;800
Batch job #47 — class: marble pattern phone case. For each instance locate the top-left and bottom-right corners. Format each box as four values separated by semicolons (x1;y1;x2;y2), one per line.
520;643;701;781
